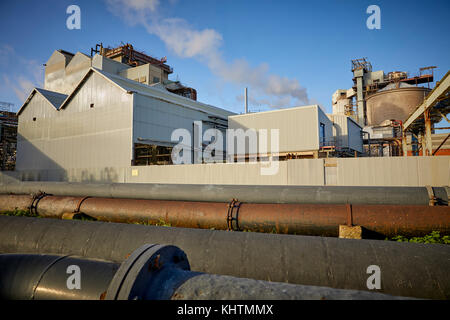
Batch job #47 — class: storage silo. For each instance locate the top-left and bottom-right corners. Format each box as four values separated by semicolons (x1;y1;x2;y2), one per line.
365;83;430;126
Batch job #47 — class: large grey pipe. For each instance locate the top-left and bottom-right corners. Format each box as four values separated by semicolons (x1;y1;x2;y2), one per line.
0;216;448;299
0;181;448;205
0;245;407;300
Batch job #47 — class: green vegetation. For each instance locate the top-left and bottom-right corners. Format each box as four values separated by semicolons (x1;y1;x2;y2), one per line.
134;219;172;227
386;231;450;245
0;209;39;217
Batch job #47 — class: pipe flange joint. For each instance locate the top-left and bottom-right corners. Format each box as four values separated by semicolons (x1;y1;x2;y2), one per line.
29;191;50;216
227;198;242;231
105;244;190;300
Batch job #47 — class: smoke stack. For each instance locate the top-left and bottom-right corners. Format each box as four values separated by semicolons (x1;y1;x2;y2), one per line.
245;87;248;114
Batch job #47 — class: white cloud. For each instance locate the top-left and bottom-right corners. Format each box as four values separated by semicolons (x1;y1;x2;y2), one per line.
105;0;309;109
147;18;223;58
0;44;43;104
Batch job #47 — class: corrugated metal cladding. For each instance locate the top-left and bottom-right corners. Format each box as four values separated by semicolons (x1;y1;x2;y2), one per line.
133;94;225;148
16;67;235;172
336;156;450;186
327;114;363;152
17;72;133;170
347;118;363;152
6;156;449;187
228;105;333;154
44;50;70;94
99;68;232;119
64;52;92;95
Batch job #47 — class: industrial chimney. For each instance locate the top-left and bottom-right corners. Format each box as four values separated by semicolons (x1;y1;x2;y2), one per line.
244;87;248;114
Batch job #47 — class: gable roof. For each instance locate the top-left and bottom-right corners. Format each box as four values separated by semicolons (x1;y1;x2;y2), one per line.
59;67;234;119
66;51;92;69
17;88;68;116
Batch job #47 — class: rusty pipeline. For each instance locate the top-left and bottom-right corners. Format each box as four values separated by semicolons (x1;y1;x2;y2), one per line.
0;193;449;237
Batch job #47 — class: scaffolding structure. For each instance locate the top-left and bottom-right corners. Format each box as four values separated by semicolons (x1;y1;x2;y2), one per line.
0;102;18;170
402;70;450;156
92;42;173;73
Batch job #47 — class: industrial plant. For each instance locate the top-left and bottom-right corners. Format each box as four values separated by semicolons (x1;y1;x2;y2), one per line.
0;43;449;302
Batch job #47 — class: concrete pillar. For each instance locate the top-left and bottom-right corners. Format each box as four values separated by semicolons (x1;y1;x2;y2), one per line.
339;225;363;239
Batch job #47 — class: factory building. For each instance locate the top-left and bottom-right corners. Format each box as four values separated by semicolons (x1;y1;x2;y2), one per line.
11;46;448;182
16;44;234;174
332;58;450;157
44;43;196;100
14;43;369;179
228;105;341;159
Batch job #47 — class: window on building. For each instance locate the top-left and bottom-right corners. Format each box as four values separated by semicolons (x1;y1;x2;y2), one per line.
90;103;94;108
153;77;160;83
133;143;173;166
319;123;325;146
32;117;36;121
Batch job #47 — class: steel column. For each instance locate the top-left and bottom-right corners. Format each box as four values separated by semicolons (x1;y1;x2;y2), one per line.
424;110;433;156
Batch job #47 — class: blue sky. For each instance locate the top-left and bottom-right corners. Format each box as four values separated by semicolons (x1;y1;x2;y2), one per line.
1;0;449;117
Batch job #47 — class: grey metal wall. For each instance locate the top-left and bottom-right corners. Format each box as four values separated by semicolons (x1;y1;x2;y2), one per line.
91;54;130;75
328;114;363;153
228;105;333;154
132;91;234;162
17;72;133;171
347;117;363;153
119;64;167;85
336;156;450;186
133;94;224;146
44;50;70;94
8;156;449;187
64;52;92;95
317;107;333;145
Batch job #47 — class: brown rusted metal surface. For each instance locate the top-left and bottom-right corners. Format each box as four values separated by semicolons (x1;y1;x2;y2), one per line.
0;194;448;237
74;196;91;213
366;87;430;126
0;194;34;212
346;204;353;226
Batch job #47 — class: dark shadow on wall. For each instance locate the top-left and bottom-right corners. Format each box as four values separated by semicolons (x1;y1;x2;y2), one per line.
14;133;68;182
79;167;121;183
14;134;124;183
10;132;127;183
